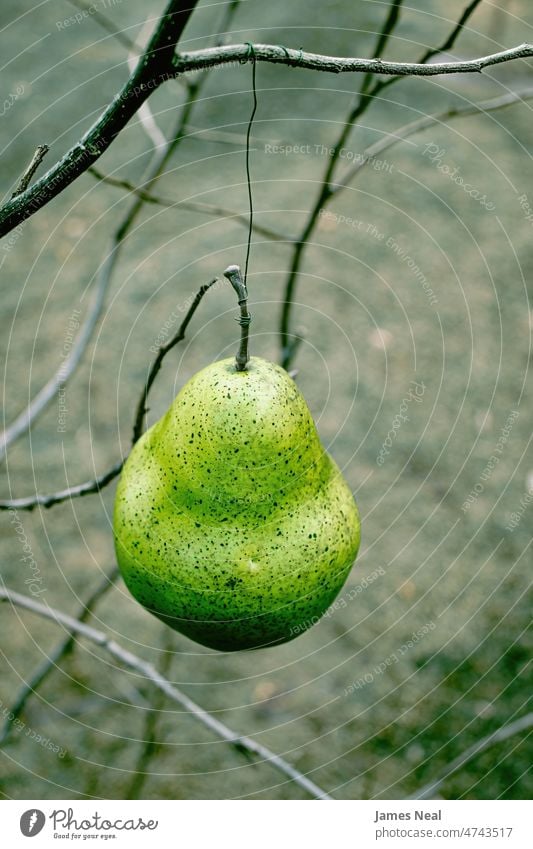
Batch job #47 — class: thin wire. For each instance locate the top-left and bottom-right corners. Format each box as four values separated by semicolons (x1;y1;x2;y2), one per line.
243;49;257;287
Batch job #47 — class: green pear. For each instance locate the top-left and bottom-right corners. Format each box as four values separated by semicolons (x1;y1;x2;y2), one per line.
114;356;360;650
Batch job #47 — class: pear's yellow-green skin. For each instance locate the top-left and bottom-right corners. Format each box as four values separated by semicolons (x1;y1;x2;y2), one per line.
114;356;360;651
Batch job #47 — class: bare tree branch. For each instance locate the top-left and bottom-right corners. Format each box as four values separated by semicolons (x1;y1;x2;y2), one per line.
278;0;490;366
279;0;407;365
4;46;531;510
0;586;333;800
0;0;199;238
87;166;289;242
125;630;175;799
67;0;140;53
10;145;49;198
411;711;533;800
0;2;244;504
0;566;119;744
1;31;531;238
0;275;215;512
132;279;217;443
332;87;533;194
0;461;124;511
419;0;484;65
171;41;533;77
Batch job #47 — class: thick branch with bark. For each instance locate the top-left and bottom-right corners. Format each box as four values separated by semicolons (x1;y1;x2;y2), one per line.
0;27;531;238
0;0;199;238
0;0;241;462
172;41;533;77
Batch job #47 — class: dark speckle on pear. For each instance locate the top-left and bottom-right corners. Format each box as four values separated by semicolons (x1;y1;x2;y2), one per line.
113;356;360;651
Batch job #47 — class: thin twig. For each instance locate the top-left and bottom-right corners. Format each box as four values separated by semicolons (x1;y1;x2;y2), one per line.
278;0;487;367
411;711;533;800
0;567;119;744
87;166;288;242
11;145;49;198
0;587;333;800
132;279;217;443
279;0;406;366
0;461;124;511
0;275;214;512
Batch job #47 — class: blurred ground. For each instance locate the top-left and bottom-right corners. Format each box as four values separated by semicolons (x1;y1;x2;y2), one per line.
0;0;531;800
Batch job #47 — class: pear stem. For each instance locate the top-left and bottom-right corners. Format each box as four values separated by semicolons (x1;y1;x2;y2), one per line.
224;264;252;371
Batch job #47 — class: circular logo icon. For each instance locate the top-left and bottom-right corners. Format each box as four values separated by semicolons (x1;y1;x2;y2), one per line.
20;809;46;837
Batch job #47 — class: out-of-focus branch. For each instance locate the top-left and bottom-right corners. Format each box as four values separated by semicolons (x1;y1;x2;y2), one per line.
0;275;215;512
125;631;175;799
332;87;533;195
66;0;140;52
411;711;533;800
0;586;333;801
87;166;288;242
419;0;484;65
0;566;119;744
0;1;243;462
